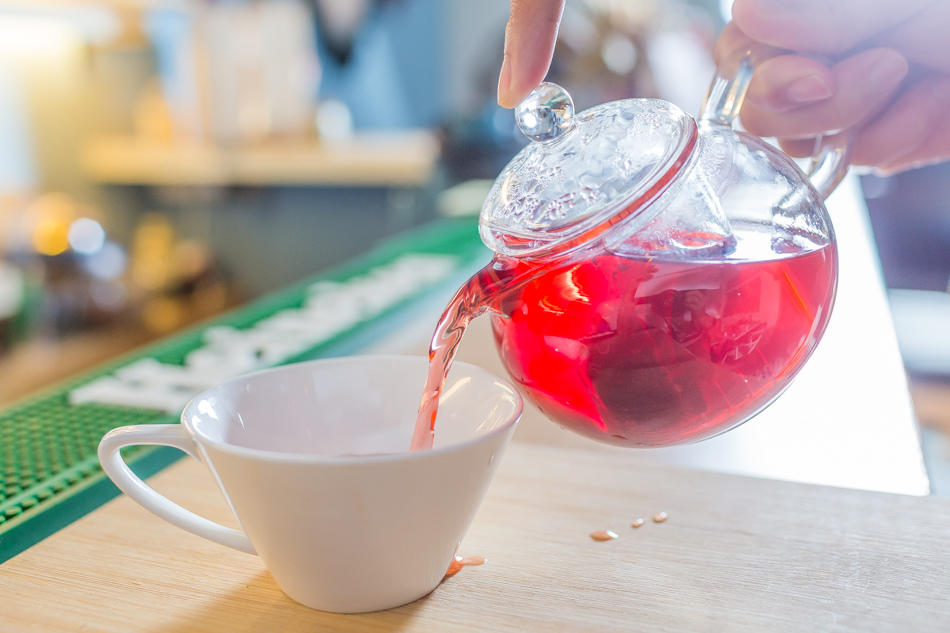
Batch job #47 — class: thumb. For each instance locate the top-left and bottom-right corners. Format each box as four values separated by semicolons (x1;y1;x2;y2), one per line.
498;0;565;109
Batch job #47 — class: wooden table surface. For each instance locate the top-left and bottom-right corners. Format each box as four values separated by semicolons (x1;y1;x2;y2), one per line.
2;173;939;629
2;441;949;632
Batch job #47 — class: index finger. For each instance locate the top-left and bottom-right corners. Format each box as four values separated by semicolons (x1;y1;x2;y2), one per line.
498;0;565;109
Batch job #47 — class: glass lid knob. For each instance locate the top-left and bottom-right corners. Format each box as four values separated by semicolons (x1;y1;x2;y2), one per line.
515;82;575;142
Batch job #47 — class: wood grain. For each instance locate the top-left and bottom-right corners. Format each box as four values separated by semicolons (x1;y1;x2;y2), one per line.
2;442;949;632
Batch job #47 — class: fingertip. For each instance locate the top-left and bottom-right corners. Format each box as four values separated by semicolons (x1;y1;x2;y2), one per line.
496;63;548;110
784;74;834;104
497;57;514;109
497;0;564;109
863;48;909;93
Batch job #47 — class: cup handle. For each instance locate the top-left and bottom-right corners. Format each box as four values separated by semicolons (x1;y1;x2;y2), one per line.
699;45;852;201
98;425;257;555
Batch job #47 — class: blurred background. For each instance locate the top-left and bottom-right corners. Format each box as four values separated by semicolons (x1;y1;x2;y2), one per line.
0;0;947;486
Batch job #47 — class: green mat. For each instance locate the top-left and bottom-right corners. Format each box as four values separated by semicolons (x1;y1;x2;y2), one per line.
0;218;488;562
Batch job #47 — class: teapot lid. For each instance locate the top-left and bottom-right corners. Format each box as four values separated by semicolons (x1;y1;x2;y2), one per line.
480;83;698;258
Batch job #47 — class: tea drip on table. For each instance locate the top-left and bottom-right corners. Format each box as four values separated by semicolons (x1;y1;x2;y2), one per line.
443;555;486;579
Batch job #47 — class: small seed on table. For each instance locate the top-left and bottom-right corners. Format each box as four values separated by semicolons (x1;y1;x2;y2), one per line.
590;530;618;541
631;518;645;528
653;512;668;523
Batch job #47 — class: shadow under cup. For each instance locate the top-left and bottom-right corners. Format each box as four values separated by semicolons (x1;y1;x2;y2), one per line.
98;355;523;614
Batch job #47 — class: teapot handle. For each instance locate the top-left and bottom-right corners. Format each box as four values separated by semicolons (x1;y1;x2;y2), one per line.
699;46;852;201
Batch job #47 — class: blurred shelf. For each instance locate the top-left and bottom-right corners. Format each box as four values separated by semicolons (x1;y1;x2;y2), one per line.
80;130;441;188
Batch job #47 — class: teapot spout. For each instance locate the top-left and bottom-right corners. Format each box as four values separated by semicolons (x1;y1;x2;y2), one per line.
429;255;537;357
410;254;538;451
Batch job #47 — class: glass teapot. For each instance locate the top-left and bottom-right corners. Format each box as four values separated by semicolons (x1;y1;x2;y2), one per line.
427;51;849;449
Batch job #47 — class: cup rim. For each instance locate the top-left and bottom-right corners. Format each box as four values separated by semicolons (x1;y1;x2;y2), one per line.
179;354;523;464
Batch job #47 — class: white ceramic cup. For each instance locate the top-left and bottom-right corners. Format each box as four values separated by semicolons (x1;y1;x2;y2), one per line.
98;355;522;613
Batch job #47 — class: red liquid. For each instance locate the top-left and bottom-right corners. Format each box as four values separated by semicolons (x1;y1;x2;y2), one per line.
411;257;525;450
492;245;836;446
411;236;836;450
443;555;486;579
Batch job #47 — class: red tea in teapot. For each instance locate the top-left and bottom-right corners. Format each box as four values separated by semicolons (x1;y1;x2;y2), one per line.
411;227;836;450
490;241;835;447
